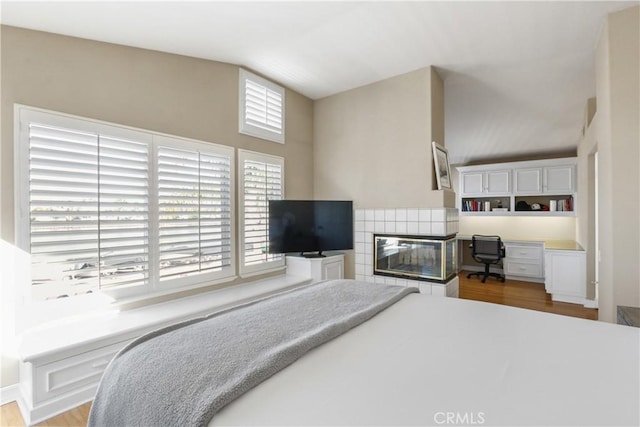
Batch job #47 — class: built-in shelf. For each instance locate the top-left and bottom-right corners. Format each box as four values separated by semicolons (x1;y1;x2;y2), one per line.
457;158;577;217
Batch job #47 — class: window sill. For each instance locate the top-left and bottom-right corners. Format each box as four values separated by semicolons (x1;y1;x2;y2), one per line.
18;274;312;364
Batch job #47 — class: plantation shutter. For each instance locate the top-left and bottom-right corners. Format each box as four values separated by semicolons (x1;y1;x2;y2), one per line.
97;135;149;289
157;146;232;280
245;79;283;135
240;151;284;273
239;69;285;144
28;123;149;300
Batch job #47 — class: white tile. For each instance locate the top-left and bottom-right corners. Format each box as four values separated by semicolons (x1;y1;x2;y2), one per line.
407;279;420;289
385;277;397;286
355;242;365;254
365;221;374;232
431;222;445;236
374;275;386;284
419;209;431;222
355;209;365;221
374;222;385;233
355;231;365;242
432;208;445;222
431;284;446;297
407;208;419;221
364;275;374;283
385;223;396;233
355;274;364;281
365;232;372;244
418;283;432;294
395;208;407;222
374;209;385;221
365;244;372;255
385;209;396;222
365;209;375;221
355;253;366;265
355;264;365;275
419;222;432;235
396;279;408;287
408;222;420;234
366;265;373;276
355;220;364;232
396;222;407;233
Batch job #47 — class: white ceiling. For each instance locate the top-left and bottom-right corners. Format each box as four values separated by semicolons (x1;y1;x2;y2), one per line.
1;1;635;164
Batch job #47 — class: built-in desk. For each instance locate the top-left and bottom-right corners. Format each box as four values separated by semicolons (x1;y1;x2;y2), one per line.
458;236;592;307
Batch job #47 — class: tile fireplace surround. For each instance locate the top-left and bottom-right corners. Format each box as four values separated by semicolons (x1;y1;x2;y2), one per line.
354;208;459;297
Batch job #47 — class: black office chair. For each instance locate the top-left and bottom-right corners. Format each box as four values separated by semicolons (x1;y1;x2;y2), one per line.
467;235;505;283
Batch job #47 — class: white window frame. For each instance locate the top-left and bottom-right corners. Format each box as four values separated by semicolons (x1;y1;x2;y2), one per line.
14;105;236;306
238;149;285;277
238;69;285;144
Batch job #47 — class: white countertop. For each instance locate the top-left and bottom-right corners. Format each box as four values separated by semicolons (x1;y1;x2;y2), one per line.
456;235;584;251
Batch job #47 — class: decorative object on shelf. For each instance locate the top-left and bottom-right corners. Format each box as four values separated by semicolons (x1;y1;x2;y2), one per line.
432;141;452;190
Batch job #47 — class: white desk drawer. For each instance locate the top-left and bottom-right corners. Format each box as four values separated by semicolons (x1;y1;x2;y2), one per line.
505;261;543;278
34;341;127;404
505;244;543;261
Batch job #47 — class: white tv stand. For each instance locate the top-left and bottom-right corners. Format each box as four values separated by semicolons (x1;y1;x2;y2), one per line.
286;253;345;283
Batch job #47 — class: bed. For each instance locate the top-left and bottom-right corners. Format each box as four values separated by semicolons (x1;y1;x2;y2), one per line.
89;279;640;426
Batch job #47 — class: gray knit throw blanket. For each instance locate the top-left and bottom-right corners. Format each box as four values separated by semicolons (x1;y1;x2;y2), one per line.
88;279;418;427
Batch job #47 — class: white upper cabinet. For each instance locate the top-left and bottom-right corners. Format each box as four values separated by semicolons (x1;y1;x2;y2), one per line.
457;157;577;216
544;165;575;194
460;170;510;195
514;168;543;194
514;164;575;195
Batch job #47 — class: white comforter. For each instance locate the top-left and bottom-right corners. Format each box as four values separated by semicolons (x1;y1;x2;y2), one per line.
211;294;639;426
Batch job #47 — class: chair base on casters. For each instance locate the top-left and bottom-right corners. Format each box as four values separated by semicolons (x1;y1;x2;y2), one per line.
467;264;505;283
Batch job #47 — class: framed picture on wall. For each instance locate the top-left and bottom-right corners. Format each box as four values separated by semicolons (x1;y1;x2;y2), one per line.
432;141;452;190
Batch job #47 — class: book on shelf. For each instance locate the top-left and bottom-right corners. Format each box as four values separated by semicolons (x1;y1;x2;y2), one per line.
462;200;498;212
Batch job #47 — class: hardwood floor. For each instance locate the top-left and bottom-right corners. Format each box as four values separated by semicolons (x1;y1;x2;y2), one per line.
0;272;597;426
0;401;91;427
459;270;598;320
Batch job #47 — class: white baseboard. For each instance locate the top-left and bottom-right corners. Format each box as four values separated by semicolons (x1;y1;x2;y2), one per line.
583;299;598;309
0;384;20;405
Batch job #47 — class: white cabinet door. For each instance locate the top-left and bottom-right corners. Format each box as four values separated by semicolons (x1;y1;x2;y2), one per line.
323;259;344;281
461;170;510;195
544;250;586;304
461;172;484;195
486;170;510;194
544;165;574;193
514;168;542;194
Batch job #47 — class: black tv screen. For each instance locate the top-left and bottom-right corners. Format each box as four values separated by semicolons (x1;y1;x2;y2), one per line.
268;200;353;257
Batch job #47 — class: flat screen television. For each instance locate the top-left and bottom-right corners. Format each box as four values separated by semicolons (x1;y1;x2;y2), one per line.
268;200;353;258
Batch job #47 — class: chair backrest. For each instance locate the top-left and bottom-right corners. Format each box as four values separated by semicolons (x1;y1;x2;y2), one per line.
471;235;503;258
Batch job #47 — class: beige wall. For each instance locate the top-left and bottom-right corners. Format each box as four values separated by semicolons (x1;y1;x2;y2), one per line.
1;26;314;243
313;66;446;209
458;216;577;241
0;26;314;387
590;6;640;322
576;112;598;300
313;66;447;279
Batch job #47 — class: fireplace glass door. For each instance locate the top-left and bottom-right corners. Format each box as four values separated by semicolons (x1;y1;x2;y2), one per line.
374;235;456;282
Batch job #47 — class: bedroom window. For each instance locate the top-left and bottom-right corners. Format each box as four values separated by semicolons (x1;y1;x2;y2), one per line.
239;69;285;144
156;138;233;286
238;150;284;276
15;106;235;302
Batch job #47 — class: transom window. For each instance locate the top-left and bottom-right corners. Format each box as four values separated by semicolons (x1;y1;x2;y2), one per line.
238;69;285;144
